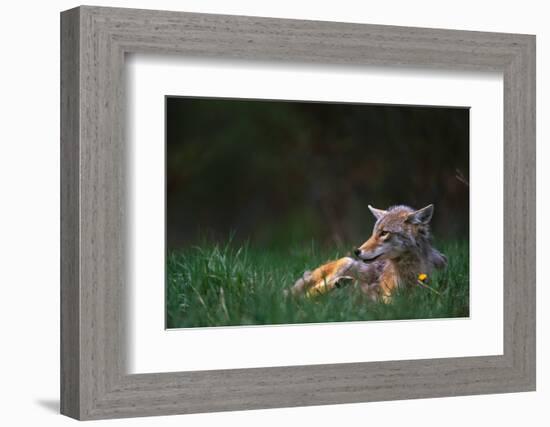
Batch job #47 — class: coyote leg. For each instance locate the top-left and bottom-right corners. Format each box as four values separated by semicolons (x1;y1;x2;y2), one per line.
288;270;313;296
290;257;355;297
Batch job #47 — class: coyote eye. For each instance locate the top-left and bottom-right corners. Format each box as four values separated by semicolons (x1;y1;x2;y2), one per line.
379;230;390;238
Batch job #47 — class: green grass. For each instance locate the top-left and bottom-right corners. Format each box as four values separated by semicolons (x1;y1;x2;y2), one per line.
166;240;469;328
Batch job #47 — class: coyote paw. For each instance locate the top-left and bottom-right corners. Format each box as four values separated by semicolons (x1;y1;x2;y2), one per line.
334;276;354;288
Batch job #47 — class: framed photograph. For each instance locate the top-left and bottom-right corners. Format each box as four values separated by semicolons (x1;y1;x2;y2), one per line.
163;97;469;328
60;6;535;420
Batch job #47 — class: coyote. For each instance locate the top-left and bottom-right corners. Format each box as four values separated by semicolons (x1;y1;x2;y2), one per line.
289;204;447;302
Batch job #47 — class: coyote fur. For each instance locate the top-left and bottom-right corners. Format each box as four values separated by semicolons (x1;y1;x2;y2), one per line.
290;204;447;302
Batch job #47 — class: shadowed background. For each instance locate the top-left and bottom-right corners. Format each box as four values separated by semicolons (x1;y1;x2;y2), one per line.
166;97;469;251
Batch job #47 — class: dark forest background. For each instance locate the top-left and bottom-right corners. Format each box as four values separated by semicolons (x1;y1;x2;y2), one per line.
166;97;469;251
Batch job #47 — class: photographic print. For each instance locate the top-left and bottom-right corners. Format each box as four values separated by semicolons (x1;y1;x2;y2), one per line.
165;97;469;328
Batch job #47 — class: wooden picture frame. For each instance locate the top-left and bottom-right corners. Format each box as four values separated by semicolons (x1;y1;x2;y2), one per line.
60;5;536;420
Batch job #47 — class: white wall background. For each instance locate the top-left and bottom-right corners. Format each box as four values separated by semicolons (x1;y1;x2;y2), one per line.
0;0;546;425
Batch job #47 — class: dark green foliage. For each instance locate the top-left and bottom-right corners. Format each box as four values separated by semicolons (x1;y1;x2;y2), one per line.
166;98;470;250
166;240;469;328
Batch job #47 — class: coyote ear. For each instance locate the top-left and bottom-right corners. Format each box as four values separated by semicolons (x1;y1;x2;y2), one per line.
407;204;434;225
368;205;387;220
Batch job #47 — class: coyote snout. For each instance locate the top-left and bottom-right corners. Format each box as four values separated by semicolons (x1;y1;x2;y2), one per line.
289;204;447;302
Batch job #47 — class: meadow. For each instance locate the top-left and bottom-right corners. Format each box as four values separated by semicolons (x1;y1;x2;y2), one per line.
166;240;469;329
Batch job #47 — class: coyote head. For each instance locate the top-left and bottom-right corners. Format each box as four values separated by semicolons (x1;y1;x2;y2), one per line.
354;204;435;263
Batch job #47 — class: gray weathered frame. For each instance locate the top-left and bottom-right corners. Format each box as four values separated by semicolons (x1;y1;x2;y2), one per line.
60;5;536;420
